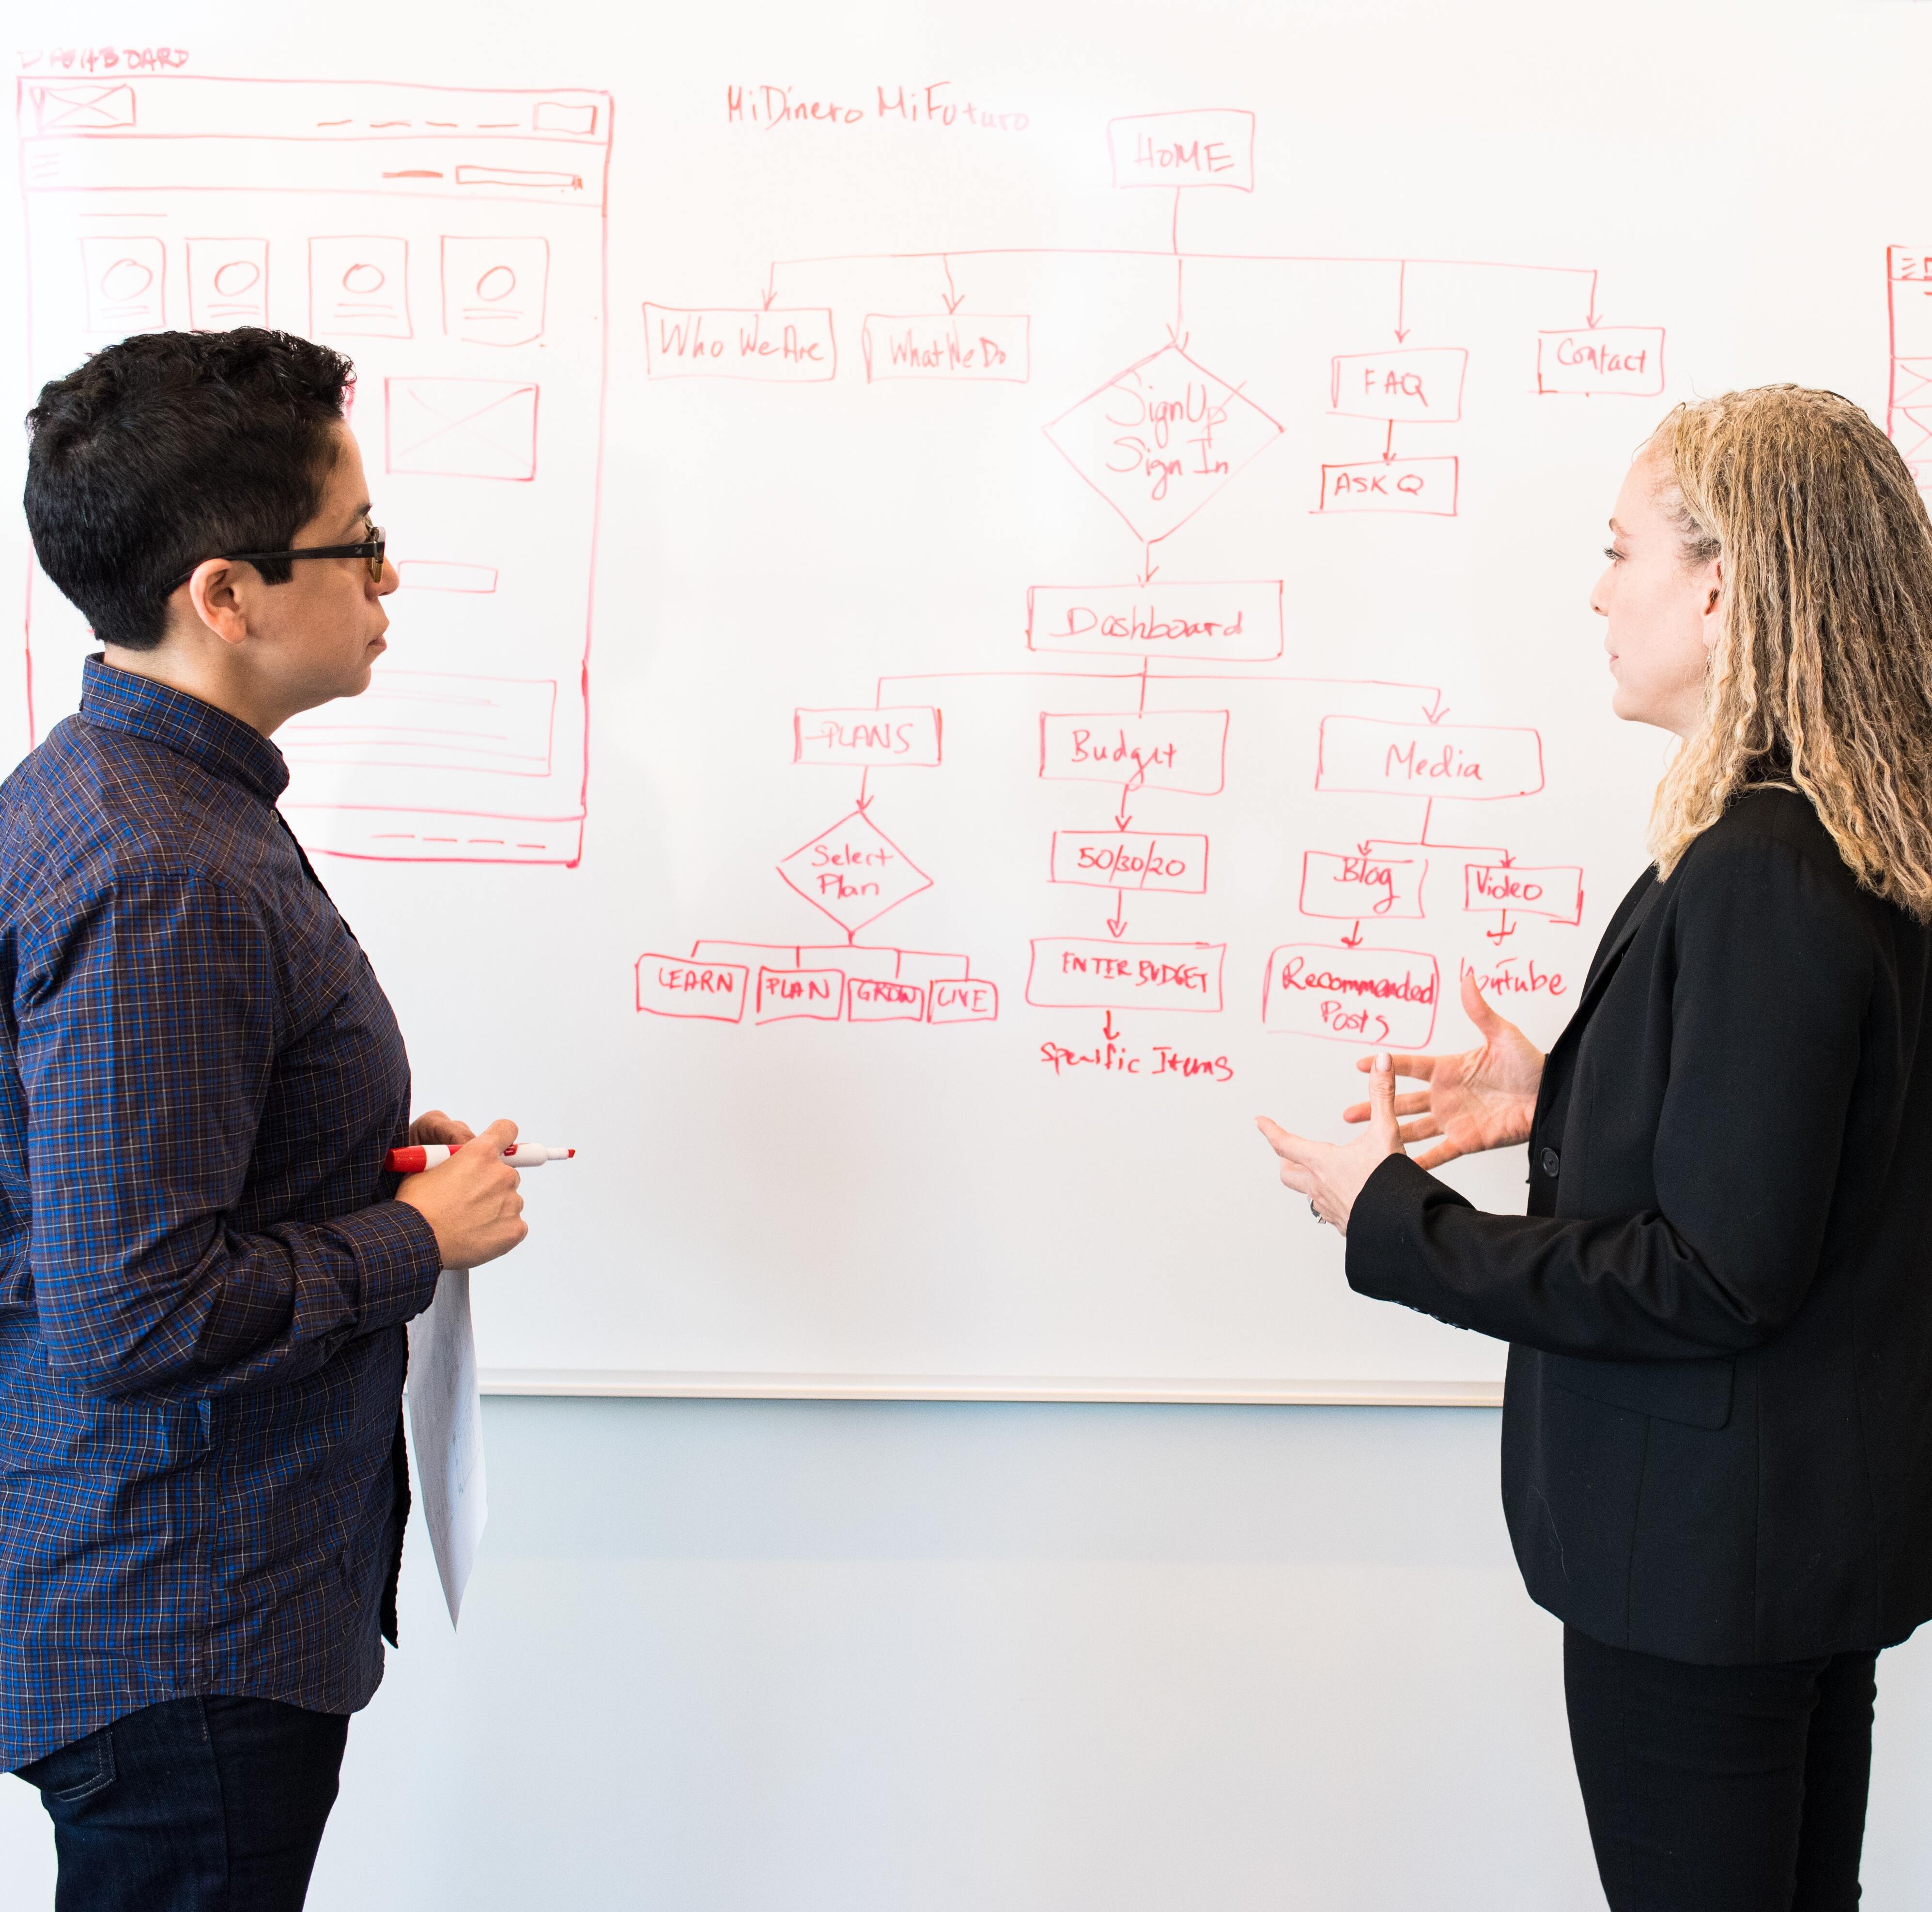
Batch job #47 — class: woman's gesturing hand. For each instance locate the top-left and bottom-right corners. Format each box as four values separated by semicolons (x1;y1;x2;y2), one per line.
1342;971;1545;1170
1256;1050;1405;1234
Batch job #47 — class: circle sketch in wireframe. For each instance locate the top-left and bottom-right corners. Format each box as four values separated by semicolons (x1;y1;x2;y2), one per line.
100;258;153;300
341;262;387;294
213;260;261;296
475;265;518;303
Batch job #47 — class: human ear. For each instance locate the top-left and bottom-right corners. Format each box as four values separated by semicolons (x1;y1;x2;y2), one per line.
184;559;250;649
1699;559;1724;654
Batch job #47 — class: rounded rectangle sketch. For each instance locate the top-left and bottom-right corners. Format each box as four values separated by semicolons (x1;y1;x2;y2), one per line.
533;100;599;136
1299;850;1427;919
861;314;1029;381
636;956;751;1022
792;708;942;767
455;164;585;192
1027;940;1226;1012
386;377;539;481
442;235;549;346
1262;944;1440;1048
81;234;165;331
1536;326;1664;397
928;979;999;1023
849;976;927;1022
1026;581;1283;661
1317;456;1459;516
1107;109;1255;190
1051;832;1209;894
1463;861;1584;924
186;237;269;329
756;966;846;1023
1315;716;1545;800
310;234;411;337
1328;348;1467;423
644;303;836;380
1043;343;1284;544
1038;711;1229;795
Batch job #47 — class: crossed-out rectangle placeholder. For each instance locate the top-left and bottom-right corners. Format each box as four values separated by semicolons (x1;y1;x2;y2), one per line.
386;378;539;481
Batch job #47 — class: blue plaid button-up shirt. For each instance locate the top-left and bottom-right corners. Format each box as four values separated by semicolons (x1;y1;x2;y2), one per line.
0;656;444;1770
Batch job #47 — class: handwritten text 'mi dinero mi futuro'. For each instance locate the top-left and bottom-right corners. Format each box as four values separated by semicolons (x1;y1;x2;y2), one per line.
726;81;1030;131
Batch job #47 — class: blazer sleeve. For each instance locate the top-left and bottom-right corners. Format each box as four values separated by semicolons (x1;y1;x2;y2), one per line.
1345;827;1872;1359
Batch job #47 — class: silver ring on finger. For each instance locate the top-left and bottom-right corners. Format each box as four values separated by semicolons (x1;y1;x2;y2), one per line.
1309;1200;1327;1225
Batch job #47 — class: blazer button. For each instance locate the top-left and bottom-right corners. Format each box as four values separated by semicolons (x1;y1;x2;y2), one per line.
1539;1146;1561;1178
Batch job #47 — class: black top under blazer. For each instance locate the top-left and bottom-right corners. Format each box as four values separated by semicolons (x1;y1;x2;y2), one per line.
1347;786;1932;1665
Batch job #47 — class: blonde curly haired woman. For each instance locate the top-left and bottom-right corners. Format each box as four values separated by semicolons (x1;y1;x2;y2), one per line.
1259;386;1932;1911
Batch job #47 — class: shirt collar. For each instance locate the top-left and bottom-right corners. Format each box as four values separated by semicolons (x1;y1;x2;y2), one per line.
78;653;290;804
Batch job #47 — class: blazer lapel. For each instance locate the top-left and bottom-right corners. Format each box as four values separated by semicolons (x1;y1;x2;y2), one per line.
1546;868;1664;1063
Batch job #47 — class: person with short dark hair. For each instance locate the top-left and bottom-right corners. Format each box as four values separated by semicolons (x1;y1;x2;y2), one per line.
3;328;531;1910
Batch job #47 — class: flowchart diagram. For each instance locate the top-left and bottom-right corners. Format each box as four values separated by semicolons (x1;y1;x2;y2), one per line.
636;108;1650;1068
14;72;610;864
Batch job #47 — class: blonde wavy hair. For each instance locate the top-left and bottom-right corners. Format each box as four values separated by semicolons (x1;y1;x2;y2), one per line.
1647;385;1932;919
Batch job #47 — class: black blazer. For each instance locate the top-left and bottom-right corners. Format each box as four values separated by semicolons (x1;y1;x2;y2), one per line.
1347;787;1932;1664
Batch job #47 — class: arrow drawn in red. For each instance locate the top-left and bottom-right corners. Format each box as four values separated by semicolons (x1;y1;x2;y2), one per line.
762;263;778;311
1383;420;1397;463
1113;802;1135;831
1340;920;1365;948
1138;541;1160;586
855;767;872;813
1107;891;1129;939
1420;689;1451;724
1485;911;1516;944
1585;269;1601;329
1102;1011;1121;1041
1394;259;1410;343
941;256;964;314
1498;848;1515;865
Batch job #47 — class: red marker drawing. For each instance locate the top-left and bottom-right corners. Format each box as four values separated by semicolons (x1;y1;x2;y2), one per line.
385;1142;576;1173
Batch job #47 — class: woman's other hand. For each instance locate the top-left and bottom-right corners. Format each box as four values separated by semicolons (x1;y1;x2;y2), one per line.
1342;970;1544;1170
1257;1050;1404;1234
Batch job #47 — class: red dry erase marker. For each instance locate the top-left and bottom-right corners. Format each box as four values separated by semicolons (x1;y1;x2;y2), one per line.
384;1142;575;1173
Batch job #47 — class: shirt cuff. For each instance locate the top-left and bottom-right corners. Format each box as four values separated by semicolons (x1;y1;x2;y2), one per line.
335;1198;445;1331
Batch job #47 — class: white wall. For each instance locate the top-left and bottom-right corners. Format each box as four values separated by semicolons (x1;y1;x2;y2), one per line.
5;1399;1931;1908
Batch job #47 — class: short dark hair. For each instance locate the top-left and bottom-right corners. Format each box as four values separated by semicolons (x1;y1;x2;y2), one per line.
24;328;355;651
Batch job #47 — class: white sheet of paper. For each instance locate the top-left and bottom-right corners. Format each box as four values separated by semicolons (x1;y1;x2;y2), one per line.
405;1267;488;1625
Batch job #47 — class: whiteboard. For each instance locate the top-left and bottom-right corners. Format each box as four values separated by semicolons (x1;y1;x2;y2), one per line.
5;0;1918;1402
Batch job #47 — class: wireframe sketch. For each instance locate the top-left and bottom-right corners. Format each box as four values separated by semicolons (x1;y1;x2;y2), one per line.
15;73;612;865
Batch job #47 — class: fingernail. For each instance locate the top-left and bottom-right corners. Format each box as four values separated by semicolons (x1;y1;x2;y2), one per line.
1375;1050;1392;1072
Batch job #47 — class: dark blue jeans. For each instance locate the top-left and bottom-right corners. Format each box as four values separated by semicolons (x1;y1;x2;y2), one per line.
15;1695;349;1911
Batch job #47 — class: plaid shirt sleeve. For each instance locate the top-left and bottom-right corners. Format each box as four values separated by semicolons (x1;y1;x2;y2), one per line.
17;867;442;1397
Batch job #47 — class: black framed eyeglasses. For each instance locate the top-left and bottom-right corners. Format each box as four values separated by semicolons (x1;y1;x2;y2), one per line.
169;525;385;591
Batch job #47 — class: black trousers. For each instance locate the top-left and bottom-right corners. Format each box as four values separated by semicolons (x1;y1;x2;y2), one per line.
16;1695;350;1912
1564;1626;1879;1912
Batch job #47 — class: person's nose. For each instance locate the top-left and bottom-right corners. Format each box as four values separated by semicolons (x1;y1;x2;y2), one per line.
376;557;400;599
